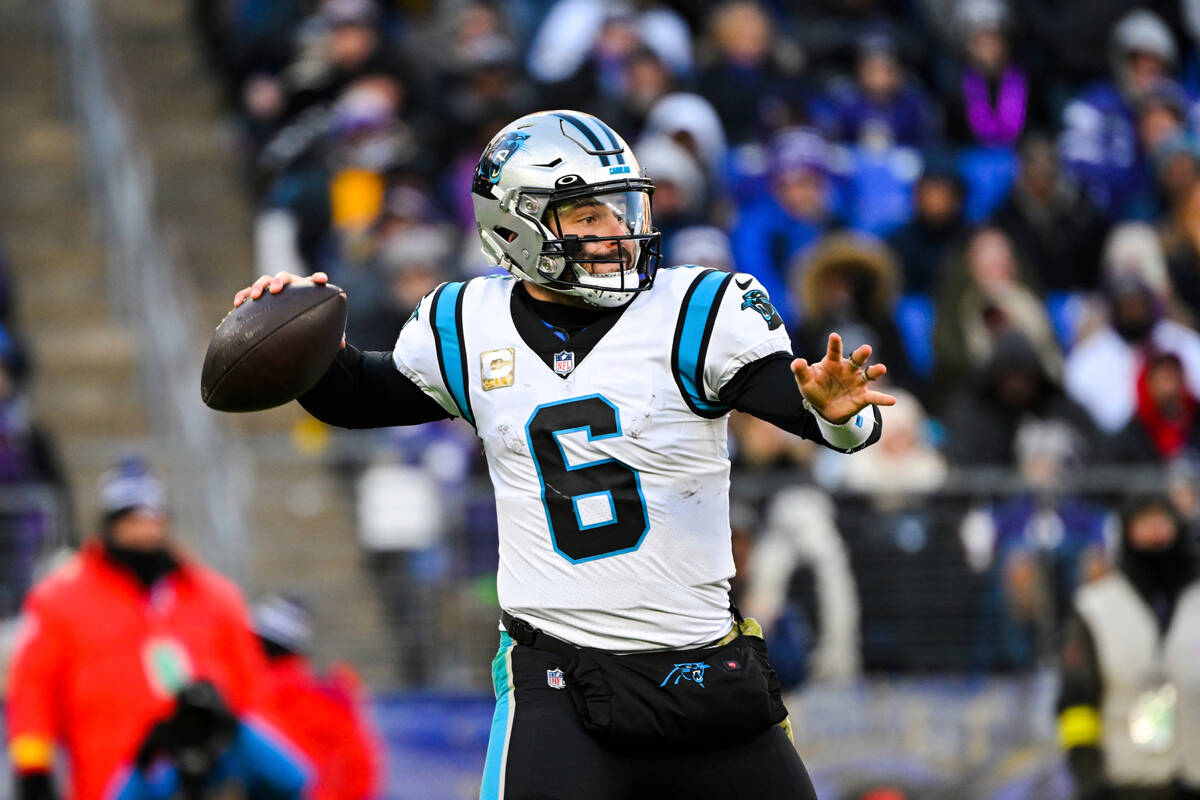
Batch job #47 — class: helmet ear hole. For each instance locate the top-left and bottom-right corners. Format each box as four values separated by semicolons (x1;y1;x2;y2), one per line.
493;226;520;243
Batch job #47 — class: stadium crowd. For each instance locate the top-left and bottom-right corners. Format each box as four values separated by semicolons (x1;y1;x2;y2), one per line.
0;238;70;624
178;0;1200;681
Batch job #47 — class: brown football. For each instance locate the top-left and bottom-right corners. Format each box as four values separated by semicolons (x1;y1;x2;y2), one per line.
200;280;347;412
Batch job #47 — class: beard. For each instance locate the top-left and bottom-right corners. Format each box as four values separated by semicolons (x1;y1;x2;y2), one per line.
577;241;636;276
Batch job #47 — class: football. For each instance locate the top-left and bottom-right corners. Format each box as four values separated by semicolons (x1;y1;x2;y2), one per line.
200;280;348;412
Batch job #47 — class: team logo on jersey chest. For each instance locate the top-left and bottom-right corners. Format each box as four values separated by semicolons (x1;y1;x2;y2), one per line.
553;350;576;376
481;347;515;391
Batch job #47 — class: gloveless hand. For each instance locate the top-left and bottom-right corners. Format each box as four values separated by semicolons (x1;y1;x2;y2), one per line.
791;332;896;424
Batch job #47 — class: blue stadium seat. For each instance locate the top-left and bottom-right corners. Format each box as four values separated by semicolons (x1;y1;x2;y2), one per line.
845;146;923;236
894;293;936;379
957;145;1018;224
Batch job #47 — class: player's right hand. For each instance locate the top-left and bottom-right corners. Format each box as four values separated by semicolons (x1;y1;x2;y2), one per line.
233;271;328;307
233;271;345;348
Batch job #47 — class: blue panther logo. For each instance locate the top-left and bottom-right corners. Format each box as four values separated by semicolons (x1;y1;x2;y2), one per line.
472;131;530;195
660;662;710;688
740;289;783;330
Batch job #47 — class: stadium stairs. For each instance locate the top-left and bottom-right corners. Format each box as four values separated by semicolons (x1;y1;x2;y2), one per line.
1;0;396;686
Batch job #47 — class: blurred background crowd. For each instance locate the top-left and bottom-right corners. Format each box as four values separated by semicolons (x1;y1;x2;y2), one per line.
193;0;1200;671
4;0;1200;797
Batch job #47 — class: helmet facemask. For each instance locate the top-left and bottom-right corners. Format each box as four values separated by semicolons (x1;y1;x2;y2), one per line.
525;182;661;308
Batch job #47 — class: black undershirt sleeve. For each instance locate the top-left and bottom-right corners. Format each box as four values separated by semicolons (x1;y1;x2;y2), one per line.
717;352;883;452
297;344;452;428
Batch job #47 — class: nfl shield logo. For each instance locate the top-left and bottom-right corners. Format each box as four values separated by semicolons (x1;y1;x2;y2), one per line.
547;668;566;690
553;350;575;376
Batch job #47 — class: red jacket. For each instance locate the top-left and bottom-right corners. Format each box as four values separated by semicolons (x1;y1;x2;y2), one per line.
258;655;381;800
5;543;266;800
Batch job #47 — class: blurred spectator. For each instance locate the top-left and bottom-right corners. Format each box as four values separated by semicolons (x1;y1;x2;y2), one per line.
278;0;401;124
1137;78;1193;157
667;225;735;272
1058;8;1186;219
0;235;16;327
992;133;1110;292
792;233;917;394
1066;223;1200;434
440;32;538;166
0;345;71;618
885;161;968;296
5;458;297;800
794;0;927;85
731;127;838;318
1152;131;1200;215
526;1;692;95
634;135;709;246
727;411;815;475
1162;175;1200;321
1057;494;1200;800
931;225;1058;408
588;45;678;142
1016;0;1185;92
115;679;307;800
696;1;802;145
832;389;948;506
942;0;1042;147
824;31;939;150
1107;351;1200;464
253;595;383;800
941;330;1098;468
960;421;1112;670
255;73;422;275
345;224;452;350
641;92;729;194
743;486;861;685
354;414;483;685
1167;457;1200;547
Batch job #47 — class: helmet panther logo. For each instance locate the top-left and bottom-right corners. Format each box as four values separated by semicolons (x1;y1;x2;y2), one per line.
740;289;783;330
472;131;530;193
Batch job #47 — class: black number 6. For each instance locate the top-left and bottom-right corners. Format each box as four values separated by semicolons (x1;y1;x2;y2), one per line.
524;395;649;563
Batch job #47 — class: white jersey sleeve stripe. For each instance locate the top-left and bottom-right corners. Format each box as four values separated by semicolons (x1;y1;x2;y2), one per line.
671;269;734;418
431;281;475;426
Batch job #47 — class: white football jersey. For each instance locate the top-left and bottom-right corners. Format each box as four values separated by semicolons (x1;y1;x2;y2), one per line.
393;266;793;650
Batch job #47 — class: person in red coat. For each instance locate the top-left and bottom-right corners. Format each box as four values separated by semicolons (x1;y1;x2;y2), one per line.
252;595;383;800
5;457;272;800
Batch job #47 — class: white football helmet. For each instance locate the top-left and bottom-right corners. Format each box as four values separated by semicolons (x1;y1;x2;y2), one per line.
471;110;661;308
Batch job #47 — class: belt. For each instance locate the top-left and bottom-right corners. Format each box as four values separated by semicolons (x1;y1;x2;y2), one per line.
500;609;744;655
500;610;579;661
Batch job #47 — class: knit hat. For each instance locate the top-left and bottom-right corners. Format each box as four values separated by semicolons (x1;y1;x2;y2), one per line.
253;595;314;654
98;456;167;520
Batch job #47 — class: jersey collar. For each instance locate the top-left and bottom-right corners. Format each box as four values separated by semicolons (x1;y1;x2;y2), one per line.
510;283;630;378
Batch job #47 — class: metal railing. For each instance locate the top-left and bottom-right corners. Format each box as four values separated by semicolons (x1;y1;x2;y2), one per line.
51;0;251;580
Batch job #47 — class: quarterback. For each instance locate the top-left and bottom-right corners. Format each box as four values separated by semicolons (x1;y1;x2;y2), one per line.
236;110;894;799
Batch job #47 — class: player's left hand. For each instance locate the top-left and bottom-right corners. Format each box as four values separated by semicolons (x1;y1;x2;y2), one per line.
792;332;896;425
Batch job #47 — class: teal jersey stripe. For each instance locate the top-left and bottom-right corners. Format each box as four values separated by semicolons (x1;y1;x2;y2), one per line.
480;633;515;799
674;270;732;415
432;281;474;426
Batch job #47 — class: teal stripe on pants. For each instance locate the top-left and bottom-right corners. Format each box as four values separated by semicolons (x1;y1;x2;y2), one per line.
480;632;515;799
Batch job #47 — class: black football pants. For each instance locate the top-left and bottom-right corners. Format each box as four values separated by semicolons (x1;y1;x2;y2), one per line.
479;633;819;800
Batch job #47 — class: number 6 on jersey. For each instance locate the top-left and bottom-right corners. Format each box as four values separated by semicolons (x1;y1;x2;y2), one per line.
524;395;650;562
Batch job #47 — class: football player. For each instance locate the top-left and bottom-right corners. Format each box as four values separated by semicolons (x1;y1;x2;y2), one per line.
235;110;895;799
